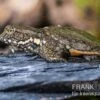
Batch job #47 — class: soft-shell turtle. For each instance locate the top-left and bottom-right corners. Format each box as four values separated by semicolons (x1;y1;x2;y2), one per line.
0;25;100;61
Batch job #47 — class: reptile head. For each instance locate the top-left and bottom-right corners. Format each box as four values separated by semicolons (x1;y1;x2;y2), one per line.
0;25;17;54
0;25;42;43
0;25;16;44
0;25;42;53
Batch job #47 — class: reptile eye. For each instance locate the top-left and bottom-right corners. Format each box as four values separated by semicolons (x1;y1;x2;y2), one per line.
5;25;16;34
9;28;15;34
8;28;15;34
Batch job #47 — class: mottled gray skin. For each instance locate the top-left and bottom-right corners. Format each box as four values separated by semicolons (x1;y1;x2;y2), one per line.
0;25;100;61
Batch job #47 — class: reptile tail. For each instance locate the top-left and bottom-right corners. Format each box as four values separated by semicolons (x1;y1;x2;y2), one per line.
69;49;100;57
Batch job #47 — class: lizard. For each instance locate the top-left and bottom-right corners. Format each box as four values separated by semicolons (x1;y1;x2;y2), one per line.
0;24;100;61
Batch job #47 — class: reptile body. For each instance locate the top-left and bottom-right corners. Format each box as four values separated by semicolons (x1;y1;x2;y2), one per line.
0;25;100;61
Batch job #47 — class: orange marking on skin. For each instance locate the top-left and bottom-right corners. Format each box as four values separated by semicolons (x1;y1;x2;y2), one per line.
69;49;100;56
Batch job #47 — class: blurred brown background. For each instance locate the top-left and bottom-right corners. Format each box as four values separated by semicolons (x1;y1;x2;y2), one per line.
0;0;99;39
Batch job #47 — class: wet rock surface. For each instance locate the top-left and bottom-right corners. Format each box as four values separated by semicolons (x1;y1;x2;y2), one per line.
0;53;100;99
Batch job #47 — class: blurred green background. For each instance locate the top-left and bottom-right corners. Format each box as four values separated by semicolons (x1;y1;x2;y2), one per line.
76;0;100;39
